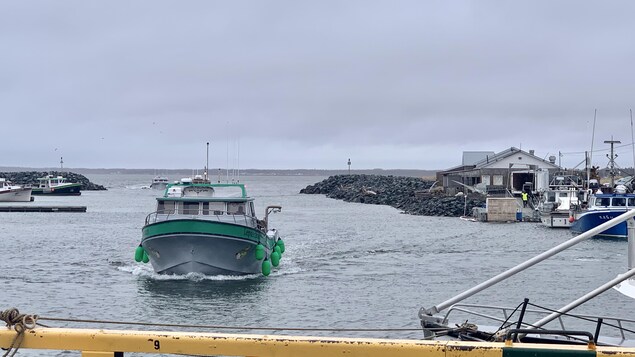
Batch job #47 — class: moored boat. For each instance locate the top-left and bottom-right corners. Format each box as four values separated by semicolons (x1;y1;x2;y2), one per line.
31;175;82;196
137;175;284;276
0;178;32;202
569;192;635;238
538;188;580;228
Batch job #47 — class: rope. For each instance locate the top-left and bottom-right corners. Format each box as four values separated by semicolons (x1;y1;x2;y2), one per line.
38;316;421;332
1;308;38;357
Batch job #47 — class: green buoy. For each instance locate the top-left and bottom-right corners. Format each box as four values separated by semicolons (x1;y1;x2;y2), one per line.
271;251;281;267
134;246;144;262
276;239;285;254
255;244;265;260
262;259;271;276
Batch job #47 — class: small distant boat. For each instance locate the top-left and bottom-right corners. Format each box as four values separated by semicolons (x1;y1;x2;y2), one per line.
31;175;82;196
138;174;284;276
0;178;32;202
570;192;635;238
149;176;169;190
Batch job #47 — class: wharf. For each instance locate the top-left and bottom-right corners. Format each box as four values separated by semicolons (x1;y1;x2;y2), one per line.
0;206;87;212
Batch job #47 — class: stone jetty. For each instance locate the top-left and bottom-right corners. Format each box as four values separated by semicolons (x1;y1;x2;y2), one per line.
300;174;485;217
0;171;107;191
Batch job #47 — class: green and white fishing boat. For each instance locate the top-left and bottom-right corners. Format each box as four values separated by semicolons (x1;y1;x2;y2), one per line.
137;174;284;276
31;175;82;195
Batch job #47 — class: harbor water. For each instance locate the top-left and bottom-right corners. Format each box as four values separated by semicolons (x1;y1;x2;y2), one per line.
1;174;634;356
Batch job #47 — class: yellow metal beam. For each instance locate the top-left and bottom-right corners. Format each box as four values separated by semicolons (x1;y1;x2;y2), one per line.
1;328;635;357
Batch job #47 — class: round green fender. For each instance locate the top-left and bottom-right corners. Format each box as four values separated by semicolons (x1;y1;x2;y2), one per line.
134;246;144;262
142;250;149;263
271;251;281;267
276;239;285;254
255;244;265;260
262;259;271;276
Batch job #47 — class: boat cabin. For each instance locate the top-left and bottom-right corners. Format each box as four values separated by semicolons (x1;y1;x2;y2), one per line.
37;175;69;188
588;194;635;210
156;199;255;217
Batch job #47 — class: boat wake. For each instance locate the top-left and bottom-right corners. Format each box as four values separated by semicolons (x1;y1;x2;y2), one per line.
117;263;301;281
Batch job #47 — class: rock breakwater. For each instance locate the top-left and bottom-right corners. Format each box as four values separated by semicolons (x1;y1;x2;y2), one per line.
0;171;107;191
300;174;485;217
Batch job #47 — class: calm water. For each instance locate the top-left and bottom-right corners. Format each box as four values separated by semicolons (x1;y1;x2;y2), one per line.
1;174;634;356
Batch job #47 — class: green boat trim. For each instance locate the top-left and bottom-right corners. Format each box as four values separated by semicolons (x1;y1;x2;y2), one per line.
142;219;272;247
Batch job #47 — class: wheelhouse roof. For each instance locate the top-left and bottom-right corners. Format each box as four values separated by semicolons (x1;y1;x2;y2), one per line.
157;182;252;202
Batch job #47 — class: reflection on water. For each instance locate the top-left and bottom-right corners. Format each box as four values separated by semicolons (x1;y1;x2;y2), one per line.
138;275;266;300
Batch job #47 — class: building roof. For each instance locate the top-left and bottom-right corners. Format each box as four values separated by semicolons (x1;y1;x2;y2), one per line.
473;147;560;169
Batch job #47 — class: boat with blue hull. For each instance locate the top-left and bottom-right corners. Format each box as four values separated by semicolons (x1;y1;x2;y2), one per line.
570;193;635;238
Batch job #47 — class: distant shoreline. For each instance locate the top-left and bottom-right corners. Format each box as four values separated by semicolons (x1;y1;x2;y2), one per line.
0;167;438;178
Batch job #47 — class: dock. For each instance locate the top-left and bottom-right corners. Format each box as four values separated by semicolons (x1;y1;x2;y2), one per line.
0;206;87;212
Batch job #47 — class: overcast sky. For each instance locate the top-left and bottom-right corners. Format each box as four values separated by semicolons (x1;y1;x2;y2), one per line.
2;1;635;170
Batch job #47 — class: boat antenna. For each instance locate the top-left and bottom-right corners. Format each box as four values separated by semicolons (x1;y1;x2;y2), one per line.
206;142;209;181
588;109;597;189
631;109;635;176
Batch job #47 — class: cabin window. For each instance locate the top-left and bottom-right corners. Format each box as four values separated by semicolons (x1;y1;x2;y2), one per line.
628;198;635;207
481;175;491;185
207;202;225;215
202;202;210;215
227;202;246;215
613;198;626;207
493;175;503;185
180;202;200;215
249;202;255;217
158;201;175;214
599;198;611;207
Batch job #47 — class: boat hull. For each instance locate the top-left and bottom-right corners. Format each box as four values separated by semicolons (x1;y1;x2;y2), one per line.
0;187;32;202
539;211;571;228
570;209;627;238
141;219;272;275
150;183;168;190
31;183;82;195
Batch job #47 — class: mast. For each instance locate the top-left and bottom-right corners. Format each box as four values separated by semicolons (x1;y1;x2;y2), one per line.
631;109;635;176
205;142;209;181
604;137;621;188
588;109;597;190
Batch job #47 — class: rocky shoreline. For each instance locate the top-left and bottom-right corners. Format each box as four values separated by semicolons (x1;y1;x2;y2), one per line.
300;174;485;217
0;171;107;191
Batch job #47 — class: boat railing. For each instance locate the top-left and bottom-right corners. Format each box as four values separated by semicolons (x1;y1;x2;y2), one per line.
145;211;259;227
441;302;635;343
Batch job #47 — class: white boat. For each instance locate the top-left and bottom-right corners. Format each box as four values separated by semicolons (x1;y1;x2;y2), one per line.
538;188;579;228
0;178;32;202
150;176;169;190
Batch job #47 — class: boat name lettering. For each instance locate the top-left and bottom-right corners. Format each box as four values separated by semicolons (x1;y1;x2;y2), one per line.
598;215;613;220
152;340;161;350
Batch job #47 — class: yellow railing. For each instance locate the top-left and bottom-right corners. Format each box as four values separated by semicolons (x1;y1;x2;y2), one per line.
3;327;635;357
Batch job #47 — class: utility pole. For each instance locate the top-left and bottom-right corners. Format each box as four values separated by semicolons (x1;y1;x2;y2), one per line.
604;138;621;188
347;158;351;175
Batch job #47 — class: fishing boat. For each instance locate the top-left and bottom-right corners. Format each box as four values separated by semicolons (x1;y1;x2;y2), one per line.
31;175;82;196
538;189;577;228
150;175;169;190
569;191;635;238
0;178;32;202
137;173;284;276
